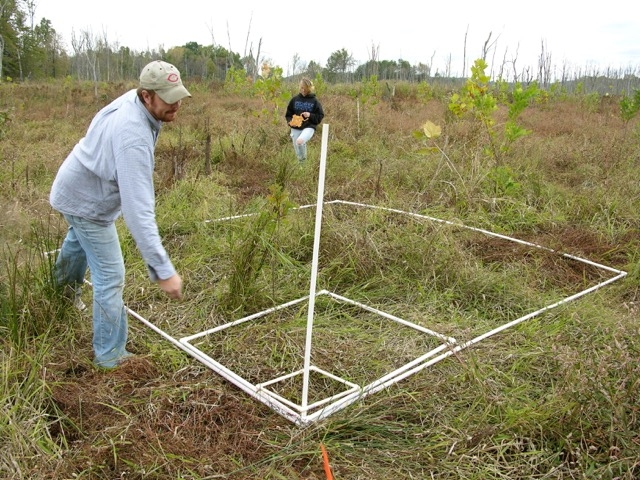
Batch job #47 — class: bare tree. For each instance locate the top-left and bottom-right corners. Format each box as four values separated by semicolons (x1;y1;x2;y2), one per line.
206;19;225;79
481;31;496;60
101;27;111;82
510;43;520;83
254;38;262;79
290;53;302;77
243;12;252;59
242;11;261;80
245;37;262;81
430;50;436;78
560;59;570;89
463;25;469;75
70;29;83;77
226;21;233;70
206;19;217;47
368;41;380;77
444;53;451;78
537;39;552;88
71;28;100;97
497;47;509;81
489;38;499;80
25;0;36;28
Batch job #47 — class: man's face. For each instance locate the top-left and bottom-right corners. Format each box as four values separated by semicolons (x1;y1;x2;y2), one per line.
142;91;182;122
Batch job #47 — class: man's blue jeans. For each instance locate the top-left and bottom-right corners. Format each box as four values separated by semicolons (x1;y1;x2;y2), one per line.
55;214;129;368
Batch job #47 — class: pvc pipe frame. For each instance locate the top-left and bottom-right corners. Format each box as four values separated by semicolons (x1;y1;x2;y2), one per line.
76;123;628;426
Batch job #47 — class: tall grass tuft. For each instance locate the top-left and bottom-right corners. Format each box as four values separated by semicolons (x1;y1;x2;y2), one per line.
0;221;74;479
1;222;65;346
226;184;299;312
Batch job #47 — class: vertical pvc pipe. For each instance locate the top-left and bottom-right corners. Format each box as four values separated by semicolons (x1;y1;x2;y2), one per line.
301;124;330;413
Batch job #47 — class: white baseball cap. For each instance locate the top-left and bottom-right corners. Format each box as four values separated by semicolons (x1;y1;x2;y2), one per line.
139;60;191;104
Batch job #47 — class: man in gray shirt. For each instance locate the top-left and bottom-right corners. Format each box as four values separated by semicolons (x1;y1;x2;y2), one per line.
50;60;191;369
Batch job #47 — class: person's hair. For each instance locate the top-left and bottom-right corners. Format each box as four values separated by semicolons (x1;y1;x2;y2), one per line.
299;77;314;94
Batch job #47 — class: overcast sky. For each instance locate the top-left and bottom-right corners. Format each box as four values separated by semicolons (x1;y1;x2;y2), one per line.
36;0;639;77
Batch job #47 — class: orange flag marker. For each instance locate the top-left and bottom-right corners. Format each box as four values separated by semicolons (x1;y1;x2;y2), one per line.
320;443;334;480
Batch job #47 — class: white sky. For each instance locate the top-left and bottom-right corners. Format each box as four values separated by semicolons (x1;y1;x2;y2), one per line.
36;0;640;77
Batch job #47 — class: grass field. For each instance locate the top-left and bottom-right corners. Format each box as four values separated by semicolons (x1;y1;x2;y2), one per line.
1;76;639;479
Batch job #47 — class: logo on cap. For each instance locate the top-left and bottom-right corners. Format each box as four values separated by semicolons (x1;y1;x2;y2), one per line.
167;73;179;83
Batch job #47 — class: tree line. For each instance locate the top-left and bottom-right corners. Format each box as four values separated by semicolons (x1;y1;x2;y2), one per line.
0;0;448;85
1;0;639;94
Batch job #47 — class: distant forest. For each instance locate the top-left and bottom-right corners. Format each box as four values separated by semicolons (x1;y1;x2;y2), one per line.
1;1;639;94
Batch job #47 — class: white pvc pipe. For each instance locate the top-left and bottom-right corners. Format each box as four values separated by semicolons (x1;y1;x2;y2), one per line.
67;191;628;426
301;124;330;414
331;200;627;275
325;291;457;344
181;293;311;343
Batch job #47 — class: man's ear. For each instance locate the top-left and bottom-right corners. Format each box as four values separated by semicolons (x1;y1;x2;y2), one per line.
140;90;152;106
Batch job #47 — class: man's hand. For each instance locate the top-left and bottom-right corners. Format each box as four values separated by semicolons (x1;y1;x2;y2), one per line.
157;273;183;300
